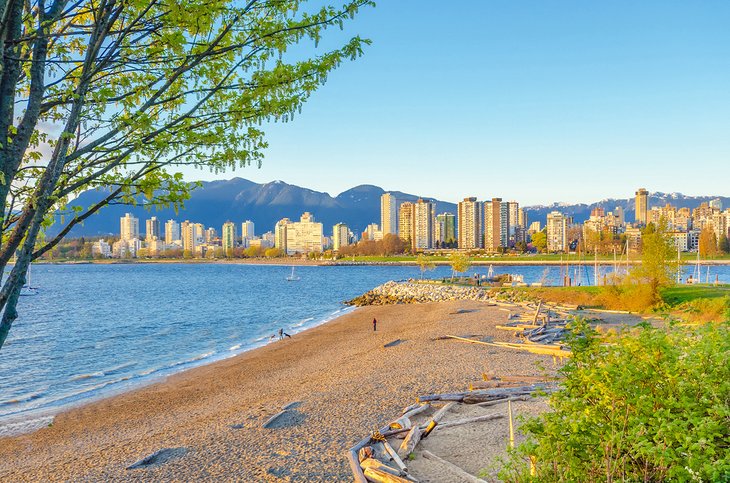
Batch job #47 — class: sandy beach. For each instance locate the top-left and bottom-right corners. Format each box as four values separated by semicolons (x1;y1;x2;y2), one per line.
0;300;557;481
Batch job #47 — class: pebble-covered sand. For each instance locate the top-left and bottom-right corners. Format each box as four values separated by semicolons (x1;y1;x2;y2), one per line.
0;300;558;482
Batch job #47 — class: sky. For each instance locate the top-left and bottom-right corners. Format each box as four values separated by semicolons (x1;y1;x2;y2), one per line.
183;1;730;205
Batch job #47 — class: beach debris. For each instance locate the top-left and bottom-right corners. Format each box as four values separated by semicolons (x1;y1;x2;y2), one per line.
435;412;503;430
441;334;571;358
422;401;456;437
127;447;188;470
384;339;405;348
421;450;487;483
418;385;552;404
398;425;425;459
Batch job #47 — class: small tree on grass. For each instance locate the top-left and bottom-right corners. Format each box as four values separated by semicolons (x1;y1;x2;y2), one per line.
416;254;435;279
631;220;678;305
449;252;470;282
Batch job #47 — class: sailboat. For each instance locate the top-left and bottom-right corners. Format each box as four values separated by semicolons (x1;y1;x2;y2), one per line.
285;266;300;282
20;263;38;296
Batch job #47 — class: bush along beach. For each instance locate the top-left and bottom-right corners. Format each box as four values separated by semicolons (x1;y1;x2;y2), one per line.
499;319;730;482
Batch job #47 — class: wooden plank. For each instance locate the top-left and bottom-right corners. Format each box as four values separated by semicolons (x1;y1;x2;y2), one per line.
474;395;530;407
421;450;487;483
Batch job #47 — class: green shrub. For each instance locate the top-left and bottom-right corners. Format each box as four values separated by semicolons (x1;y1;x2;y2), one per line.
500;320;730;482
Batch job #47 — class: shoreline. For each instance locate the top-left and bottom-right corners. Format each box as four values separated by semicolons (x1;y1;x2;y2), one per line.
0;299;559;481
0;305;357;434
26;258;730;266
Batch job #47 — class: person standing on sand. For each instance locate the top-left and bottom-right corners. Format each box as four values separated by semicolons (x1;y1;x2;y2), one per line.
278;328;284;340
373;318;377;331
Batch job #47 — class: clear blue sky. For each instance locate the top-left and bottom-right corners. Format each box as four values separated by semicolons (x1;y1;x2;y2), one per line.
186;1;730;205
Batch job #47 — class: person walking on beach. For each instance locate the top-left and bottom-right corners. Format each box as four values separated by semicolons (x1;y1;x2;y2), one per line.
373;318;377;331
278;328;284;340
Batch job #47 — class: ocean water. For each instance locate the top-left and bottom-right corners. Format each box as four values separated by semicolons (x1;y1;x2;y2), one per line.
1;262;728;425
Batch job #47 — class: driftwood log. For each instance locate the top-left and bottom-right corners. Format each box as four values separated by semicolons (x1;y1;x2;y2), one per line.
436;412;503;430
363;467;413;483
422;402;455;437
398;426;424;459
360;457;403;477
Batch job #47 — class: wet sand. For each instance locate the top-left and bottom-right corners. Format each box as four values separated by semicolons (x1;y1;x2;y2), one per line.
0;300;557;482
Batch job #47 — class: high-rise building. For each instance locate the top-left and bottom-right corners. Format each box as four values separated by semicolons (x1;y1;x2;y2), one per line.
205;227;216;244
546;211;568;252
614;206;625;225
222;221;236;252
508;201;519;238
120;213;139;241
380;193;398;236
709;198;723;211
635;188;649;225
145;216;160;242
165;219;180;244
241;220;255;240
528;221;541;233
333;223;350;251
457;197;482;249
435;212;456;246
274;218;290;253
284;212;324;254
398;202;415;245
413;199;434;250
181;220;198;253
484;198;509;251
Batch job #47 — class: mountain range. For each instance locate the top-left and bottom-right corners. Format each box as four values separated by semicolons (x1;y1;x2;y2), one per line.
54;178;728;238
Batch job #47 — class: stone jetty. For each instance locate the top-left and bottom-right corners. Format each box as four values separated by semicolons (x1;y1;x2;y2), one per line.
346;281;493;306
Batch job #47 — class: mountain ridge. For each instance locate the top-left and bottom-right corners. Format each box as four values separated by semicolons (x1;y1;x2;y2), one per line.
54;179;728;237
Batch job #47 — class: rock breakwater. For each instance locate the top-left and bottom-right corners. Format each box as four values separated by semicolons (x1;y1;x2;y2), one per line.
346;281;493;306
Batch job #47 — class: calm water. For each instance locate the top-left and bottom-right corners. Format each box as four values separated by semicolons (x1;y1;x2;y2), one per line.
1;262;728;424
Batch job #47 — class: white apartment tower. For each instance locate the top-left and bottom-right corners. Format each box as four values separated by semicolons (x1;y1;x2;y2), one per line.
546;211;568;252
241;220;255;240
145;217;160;241
165;220;180;244
413;199;434;250
181;220;199;253
120;213;139;241
380;193;398;236
457;197;482;249
274;218;290;253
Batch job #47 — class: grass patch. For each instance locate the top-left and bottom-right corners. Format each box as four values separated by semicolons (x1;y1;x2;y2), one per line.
496;284;730;320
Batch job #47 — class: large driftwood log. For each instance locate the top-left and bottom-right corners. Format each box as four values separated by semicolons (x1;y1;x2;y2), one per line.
417;393;464;403
436;412;503;430
360;457;402;477
475;395;530;407
421;450;487;483
363;467;413;483
398;426;424;459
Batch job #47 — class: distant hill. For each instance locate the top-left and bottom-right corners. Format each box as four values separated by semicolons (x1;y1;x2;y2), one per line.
53;180;727;237
53;178;457;237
